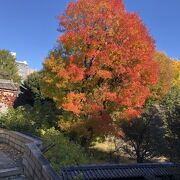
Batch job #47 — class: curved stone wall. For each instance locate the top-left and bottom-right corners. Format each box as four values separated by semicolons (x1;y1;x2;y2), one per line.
0;128;60;180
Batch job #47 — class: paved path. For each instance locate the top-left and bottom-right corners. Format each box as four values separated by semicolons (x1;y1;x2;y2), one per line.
0;144;26;179
0;152;13;169
0;144;22;169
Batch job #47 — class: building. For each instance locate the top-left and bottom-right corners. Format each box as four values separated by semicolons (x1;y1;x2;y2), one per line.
0;53;35;113
16;61;35;80
0;79;18;113
11;52;36;80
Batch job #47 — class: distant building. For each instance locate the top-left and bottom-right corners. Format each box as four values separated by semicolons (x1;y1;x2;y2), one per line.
16;61;35;80
11;52;16;58
11;52;36;80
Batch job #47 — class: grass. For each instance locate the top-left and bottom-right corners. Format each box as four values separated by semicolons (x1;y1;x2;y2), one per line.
88;139;136;164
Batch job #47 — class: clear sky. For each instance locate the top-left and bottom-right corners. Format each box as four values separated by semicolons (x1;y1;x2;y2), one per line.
0;0;180;70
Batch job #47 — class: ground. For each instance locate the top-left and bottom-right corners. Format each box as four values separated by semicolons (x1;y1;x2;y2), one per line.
0;144;22;169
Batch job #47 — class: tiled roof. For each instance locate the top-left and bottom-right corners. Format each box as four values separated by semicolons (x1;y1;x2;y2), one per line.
0;79;18;91
61;163;180;180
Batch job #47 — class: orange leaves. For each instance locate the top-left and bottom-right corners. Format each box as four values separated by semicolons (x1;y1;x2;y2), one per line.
126;108;142;119
60;55;85;83
121;97;132;107
67;63;85;83
88;103;103;113
115;66;126;75
93;86;117;103
96;69;112;79
62;92;86;115
86;86;118;113
104;91;117;102
43;0;159;124
86;50;97;58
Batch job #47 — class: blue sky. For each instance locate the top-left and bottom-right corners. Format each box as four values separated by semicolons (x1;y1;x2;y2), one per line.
0;0;180;70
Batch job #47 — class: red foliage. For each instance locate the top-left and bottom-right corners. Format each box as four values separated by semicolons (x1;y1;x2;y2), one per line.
0;90;17;108
44;0;159;125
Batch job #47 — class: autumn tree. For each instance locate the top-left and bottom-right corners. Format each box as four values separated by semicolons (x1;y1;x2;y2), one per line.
148;52;176;101
0;49;21;83
172;60;180;88
43;0;159;138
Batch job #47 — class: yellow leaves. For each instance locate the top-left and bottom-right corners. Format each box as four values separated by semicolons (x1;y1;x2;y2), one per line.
44;54;65;74
44;78;53;84
172;60;180;88
152;52;175;99
58;120;74;132
56;83;63;88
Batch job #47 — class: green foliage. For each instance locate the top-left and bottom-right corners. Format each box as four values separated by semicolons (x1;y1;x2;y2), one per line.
119;106;165;163
0;107;35;133
58;110;113;148
0;49;21;83
40;128;93;171
14;71;62;129
23;71;45;101
29;101;62;129
15;71;45;106
160;86;180;162
1;100;61;132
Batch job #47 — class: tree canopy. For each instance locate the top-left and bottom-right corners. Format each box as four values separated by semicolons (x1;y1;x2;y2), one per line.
172;60;180;88
151;52;175;100
0;49;21;83
160;86;180;162
43;0;158;123
119;106;165;163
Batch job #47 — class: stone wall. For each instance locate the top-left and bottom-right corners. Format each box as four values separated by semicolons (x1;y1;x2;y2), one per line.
0;129;61;180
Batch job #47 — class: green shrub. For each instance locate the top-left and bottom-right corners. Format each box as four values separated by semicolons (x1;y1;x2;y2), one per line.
0;100;61;133
0;107;35;133
40;128;93;171
28;101;62;129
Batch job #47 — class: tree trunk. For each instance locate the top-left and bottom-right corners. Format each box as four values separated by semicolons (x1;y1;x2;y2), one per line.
136;148;143;163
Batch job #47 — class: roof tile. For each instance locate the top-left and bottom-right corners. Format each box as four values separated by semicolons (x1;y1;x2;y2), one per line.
61;163;180;180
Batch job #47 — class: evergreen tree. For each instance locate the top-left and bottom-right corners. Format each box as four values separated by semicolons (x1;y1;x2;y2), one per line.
0;49;21;83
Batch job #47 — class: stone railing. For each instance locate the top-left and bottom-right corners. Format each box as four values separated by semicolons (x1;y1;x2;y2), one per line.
0;128;61;180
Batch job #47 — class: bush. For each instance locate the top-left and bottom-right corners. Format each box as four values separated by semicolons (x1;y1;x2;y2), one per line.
0;108;93;171
0;99;62;133
0;107;35;133
40;128;93;171
30;100;62;129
